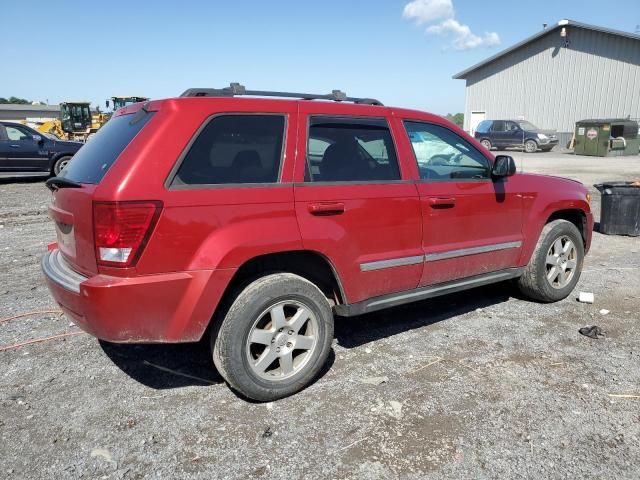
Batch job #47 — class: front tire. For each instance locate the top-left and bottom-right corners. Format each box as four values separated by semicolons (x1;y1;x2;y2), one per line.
518;220;584;302
480;139;492;151
212;273;334;401
524;139;538;153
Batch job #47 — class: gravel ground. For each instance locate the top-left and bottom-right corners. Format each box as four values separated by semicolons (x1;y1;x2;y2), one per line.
1;152;639;479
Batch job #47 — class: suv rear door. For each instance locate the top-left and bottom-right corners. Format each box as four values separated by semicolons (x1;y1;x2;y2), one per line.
489;120;508;147
401;119;523;285
294;104;423;304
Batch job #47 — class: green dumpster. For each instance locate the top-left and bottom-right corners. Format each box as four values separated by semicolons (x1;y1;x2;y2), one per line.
574;119;639;157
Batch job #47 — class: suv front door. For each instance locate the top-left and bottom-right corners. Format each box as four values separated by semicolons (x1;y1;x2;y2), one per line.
294;106;423;304
402;120;523;286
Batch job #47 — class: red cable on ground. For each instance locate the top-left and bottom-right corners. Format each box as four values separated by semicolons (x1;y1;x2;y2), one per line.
0;309;64;324
0;331;85;352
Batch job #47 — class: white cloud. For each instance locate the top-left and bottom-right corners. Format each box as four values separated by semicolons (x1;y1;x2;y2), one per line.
402;0;453;25
403;0;500;50
426;18;501;50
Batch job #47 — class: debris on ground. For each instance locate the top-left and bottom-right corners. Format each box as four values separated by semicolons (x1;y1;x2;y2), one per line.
90;448;112;462
361;376;389;386
599;309;610;315
261;427;273;438
579;325;605;339
389;401;403;418
578;292;595;303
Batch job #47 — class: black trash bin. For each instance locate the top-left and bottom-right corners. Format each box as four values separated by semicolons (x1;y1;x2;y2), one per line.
594;182;640;236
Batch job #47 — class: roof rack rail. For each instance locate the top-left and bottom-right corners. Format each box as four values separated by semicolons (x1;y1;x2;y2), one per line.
180;83;383;106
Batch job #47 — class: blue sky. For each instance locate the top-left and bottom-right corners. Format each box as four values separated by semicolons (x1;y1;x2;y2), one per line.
2;0;638;114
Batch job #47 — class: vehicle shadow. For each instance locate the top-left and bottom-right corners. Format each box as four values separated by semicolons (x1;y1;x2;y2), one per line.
100;283;512;392
0;174;48;185
100;335;337;397
334;282;514;349
100;339;223;389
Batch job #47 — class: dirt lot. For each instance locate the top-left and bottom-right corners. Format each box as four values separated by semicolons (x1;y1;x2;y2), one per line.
1;152;639;479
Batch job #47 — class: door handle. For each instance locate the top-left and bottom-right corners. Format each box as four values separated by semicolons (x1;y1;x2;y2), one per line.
429;197;456;208
308;202;345;216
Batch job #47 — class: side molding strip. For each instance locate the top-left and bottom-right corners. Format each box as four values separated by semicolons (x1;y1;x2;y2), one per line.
360;255;424;272
359;241;522;272
425;241;522;262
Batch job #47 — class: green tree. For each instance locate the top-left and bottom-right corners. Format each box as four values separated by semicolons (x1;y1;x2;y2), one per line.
445;113;464;127
0;96;31;104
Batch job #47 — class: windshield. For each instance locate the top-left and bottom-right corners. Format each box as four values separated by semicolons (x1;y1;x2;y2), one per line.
62;104;91;123
518;121;539;131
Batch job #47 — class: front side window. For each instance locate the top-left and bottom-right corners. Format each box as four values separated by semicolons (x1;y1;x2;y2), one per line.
173;115;285;186
6;125;31;141
518;121;539;131
404;121;491;181
306;116;400;182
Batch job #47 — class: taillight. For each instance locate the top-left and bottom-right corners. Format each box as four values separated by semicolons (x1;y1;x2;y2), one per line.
93;201;162;267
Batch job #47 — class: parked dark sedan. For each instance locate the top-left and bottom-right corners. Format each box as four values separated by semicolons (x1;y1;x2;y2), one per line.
475;120;558;153
0;121;82;176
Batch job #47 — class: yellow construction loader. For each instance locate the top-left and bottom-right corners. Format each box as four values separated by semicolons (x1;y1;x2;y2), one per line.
34;101;94;142
27;97;149;142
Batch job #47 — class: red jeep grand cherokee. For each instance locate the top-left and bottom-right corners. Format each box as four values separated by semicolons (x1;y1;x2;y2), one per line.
42;84;593;401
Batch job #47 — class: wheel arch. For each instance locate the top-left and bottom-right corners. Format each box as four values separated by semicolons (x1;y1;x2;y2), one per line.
204;249;346;340
546;209;588;248
49;152;74;174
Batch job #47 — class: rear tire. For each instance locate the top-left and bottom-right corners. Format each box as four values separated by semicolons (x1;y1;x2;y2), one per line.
52;156;72;176
480;139;492;151
212;273;333;401
518;220;584;302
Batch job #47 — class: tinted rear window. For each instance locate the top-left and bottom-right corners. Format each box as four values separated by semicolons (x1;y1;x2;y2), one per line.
171;114;285;186
59;112;155;184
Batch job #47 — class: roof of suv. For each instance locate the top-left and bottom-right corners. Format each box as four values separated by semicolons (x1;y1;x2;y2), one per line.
115;85;445;126
179;83;384;106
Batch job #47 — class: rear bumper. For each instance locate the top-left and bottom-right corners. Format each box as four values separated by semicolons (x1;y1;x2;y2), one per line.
41;250;235;343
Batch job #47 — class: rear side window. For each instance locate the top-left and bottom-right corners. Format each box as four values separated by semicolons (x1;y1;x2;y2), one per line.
491;121;506;132
475;120;491;134
172;115;285;186
60;112;155;184
306;116;400;182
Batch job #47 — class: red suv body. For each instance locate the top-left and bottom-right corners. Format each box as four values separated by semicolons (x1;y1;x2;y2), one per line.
42;86;593;400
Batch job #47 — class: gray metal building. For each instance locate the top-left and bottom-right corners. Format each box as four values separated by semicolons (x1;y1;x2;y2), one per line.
0;104;60;122
454;20;640;145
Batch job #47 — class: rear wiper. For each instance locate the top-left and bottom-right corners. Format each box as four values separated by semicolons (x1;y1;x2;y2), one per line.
45;177;82;192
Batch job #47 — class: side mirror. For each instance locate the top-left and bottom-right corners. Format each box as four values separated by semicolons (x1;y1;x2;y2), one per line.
105;100;110;109
32;134;43;143
492;155;516;178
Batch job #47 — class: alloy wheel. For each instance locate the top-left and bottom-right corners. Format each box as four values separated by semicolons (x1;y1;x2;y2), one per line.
545;235;578;289
245;300;319;381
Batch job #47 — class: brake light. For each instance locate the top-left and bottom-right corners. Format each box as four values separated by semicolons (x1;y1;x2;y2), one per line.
93;201;162;267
